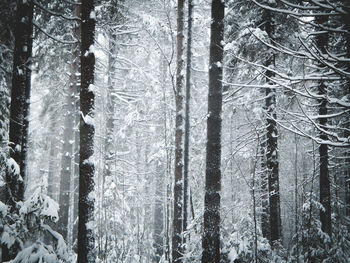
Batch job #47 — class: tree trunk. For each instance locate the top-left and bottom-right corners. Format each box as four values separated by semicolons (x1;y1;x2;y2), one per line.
172;0;185;262
7;0;34;205
3;0;34;261
342;4;350;224
183;0;193;248
78;0;96;262
58;14;81;239
315;14;332;237
201;1;224;263
261;7;281;244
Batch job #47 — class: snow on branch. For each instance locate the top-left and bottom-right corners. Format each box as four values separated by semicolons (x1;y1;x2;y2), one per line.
33;21;78;45
251;0;339;16
34;0;81;21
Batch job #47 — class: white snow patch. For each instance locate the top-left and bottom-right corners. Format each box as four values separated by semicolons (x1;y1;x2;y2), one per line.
7;158;20;175
0;201;7;217
86;221;94;230
228;247;238;261
88;84;95;93
90;10;96;19
84;114;94;126
1;229;16;248
89;44;95;55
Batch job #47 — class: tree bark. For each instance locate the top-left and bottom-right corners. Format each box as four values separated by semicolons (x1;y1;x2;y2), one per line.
314;14;332;237
201;1;224;263
78;0;96;262
58;10;81;239
7;0;34;205
183;0;193;248
3;0;34;261
172;0;185;262
342;3;350;224
261;7;281;244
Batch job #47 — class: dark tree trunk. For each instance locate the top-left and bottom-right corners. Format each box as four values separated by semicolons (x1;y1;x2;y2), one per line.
183;0;193;247
3;0;34;261
315;14;332;237
172;0;185;262
261;8;281;245
318;84;331;236
201;1;224;263
7;0;33;205
78;0;96;262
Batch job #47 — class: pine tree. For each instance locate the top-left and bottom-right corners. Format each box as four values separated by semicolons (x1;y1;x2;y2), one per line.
183;0;193;249
202;1;224;262
314;13;332;237
259;6;282;245
3;0;34;260
172;0;185;262
78;0;96;262
58;3;81;241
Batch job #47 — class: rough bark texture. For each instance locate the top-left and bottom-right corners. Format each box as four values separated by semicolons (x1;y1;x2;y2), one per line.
315;14;332;237
78;0;96;262
183;0;193;246
3;0;34;261
342;3;350;222
201;1;224;263
261;8;281;244
172;0;185;263
7;0;33;205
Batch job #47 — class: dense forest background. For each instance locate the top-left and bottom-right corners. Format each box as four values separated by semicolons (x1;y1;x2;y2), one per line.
0;0;349;262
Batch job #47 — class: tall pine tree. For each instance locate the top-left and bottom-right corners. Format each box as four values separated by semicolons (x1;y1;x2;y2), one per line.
78;0;96;262
202;1;224;262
